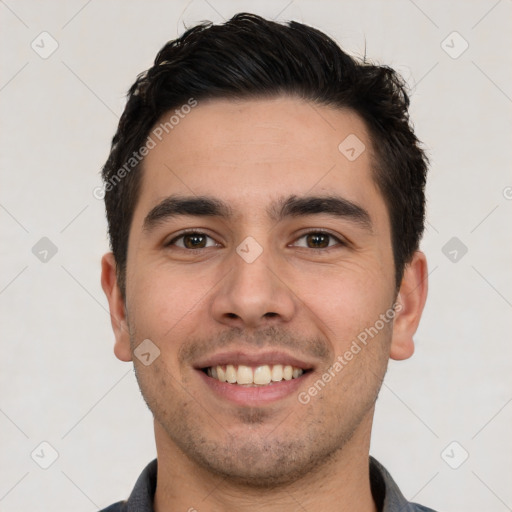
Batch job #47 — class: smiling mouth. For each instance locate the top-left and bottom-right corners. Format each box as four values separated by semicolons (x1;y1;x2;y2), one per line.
202;364;310;386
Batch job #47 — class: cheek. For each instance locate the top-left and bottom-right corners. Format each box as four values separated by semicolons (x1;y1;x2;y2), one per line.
126;261;207;348
288;261;392;339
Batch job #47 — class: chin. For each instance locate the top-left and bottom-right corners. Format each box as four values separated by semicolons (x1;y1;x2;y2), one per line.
176;429;347;489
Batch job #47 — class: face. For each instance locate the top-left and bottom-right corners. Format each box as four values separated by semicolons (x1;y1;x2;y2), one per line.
102;96;426;487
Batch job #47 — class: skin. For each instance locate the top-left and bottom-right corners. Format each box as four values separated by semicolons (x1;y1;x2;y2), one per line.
101;96;428;512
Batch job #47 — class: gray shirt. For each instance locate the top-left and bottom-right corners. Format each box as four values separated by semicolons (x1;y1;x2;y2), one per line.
99;457;438;511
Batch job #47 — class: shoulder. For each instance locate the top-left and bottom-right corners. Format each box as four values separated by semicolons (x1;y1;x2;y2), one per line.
98;502;126;512
370;457;439;512
97;459;157;512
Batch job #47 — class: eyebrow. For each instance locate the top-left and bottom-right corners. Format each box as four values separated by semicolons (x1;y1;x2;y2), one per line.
142;194;373;233
143;196;233;232
271;194;372;231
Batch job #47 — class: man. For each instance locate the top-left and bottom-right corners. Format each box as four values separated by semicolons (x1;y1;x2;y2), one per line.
99;12;434;512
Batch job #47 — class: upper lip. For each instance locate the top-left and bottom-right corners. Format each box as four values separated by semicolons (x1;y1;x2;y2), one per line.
194;350;316;371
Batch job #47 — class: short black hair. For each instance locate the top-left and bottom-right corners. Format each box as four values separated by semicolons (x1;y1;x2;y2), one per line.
101;12;428;296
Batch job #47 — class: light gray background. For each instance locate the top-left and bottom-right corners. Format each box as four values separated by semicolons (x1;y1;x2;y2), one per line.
1;1;511;510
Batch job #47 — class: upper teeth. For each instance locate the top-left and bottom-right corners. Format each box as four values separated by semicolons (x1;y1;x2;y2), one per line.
206;364;304;385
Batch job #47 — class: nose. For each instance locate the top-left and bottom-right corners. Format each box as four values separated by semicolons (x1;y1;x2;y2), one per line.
210;243;297;330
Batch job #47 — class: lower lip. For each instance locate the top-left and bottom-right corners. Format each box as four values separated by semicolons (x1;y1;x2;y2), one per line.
196;370;310;406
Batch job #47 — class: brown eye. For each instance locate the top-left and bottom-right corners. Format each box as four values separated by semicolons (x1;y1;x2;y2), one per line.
293;231;342;249
183;233;207;249
167;232;217;249
306;233;330;248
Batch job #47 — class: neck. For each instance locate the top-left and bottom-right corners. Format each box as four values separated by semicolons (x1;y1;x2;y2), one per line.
153;413;377;512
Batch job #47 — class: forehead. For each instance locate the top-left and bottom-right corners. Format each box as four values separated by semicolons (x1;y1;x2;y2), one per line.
134;96;386;226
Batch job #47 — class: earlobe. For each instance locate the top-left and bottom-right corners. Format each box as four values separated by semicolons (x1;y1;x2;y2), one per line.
390;251;428;361
100;252;132;362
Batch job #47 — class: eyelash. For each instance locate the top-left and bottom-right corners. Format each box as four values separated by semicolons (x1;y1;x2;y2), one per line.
165;229;346;251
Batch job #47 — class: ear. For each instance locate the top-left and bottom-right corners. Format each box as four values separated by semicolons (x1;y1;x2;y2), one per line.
100;252;132;362
390;251;428;361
